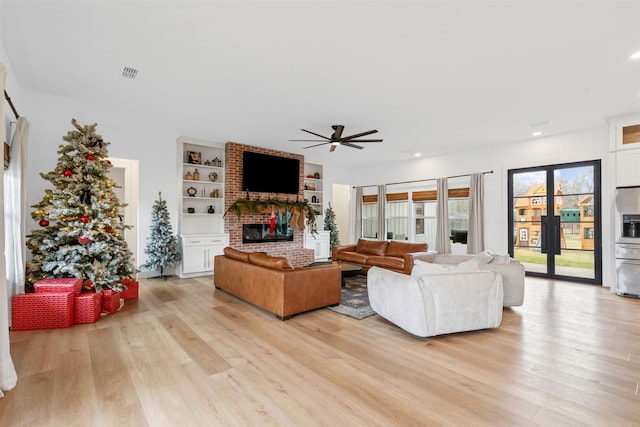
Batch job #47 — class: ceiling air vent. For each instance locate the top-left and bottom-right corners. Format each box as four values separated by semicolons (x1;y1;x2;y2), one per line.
121;66;138;79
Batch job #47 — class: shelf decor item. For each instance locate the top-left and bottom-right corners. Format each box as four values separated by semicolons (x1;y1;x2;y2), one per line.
193;169;200;181
314;172;320;179
184;171;193;180
186;186;197;197
187;151;201;164
209;171;218;182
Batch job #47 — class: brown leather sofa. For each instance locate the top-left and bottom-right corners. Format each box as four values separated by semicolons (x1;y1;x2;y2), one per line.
331;239;432;275
213;247;341;320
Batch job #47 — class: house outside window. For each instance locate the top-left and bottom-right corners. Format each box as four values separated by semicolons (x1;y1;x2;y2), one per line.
414;201;436;246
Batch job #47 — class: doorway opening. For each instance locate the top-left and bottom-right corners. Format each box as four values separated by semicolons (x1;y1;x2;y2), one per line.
107;158;139;267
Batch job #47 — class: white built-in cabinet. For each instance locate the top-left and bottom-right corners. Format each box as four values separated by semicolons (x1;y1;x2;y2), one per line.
304;230;331;261
177;137;229;278
609;113;640;187
303;162;330;260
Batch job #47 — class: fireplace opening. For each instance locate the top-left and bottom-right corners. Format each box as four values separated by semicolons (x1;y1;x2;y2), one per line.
243;223;294;244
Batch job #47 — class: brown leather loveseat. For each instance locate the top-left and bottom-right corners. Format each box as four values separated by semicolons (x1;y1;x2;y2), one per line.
214;247;341;320
331;239;432;275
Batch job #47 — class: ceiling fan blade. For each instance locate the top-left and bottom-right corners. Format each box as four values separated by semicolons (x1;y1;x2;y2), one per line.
289;139;328;142
329;144;337;152
303;141;332;149
331;125;344;141
341;129;378;142
345;139;383;143
301;129;331;140
341;142;365;150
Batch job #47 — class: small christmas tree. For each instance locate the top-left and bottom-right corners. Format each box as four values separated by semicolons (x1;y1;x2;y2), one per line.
140;192;181;279
26;119;135;292
324;203;340;247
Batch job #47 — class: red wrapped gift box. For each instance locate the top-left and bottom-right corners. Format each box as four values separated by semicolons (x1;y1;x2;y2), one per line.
34;278;82;295
101;289;121;314
74;291;102;324
11;292;74;330
120;280;139;300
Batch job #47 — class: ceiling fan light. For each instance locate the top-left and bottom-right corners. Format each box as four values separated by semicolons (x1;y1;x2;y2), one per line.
331;142;340;146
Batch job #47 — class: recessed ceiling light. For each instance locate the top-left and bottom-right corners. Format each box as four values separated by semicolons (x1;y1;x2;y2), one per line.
414;153;421;157
631;51;640;60
532;131;542;137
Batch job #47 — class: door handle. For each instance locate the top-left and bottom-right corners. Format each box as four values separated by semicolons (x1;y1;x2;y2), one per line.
553;216;561;255
540;216;547;254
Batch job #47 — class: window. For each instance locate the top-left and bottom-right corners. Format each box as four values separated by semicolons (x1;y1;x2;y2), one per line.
361;202;377;238
386;200;408;240
531;197;543;205
584;227;594;239
414;201;436;246
448;197;469;233
519;228;529;241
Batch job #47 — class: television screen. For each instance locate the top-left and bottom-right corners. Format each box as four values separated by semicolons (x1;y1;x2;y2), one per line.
242;151;300;194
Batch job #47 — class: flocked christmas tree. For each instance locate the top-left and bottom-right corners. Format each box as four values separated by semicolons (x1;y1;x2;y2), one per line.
140;192;181;279
324;203;340;247
26;119;135;292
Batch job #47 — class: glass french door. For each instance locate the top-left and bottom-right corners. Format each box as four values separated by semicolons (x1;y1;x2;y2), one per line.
508;160;601;284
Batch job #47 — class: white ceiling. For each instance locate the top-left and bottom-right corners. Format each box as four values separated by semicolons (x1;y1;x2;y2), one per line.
2;1;640;167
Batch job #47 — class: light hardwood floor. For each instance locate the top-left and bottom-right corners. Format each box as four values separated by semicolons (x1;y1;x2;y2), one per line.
1;275;639;426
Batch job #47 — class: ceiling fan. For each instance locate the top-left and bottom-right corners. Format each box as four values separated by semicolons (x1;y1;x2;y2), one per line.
289;125;383;152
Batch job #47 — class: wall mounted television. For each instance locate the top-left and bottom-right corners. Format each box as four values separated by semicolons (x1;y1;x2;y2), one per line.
241;151;300;195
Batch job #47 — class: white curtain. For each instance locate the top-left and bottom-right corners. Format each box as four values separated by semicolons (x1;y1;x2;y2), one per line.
467;173;484;254
0;63;18;397
5;117;29;298
354;186;362;240
435;178;451;254
377;184;386;240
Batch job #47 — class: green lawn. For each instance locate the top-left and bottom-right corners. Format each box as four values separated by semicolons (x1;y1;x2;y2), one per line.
514;231;595;269
514;246;595;269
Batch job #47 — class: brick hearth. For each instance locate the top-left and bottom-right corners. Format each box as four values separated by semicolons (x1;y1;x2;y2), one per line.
224;142;314;268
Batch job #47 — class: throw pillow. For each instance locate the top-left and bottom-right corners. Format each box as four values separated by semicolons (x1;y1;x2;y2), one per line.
471;251;494;264
411;259;480;277
490;254;510;264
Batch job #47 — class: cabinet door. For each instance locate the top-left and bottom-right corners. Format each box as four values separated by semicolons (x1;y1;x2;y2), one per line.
616;150;640;187
182;246;207;274
316;237;331;260
206;244;226;271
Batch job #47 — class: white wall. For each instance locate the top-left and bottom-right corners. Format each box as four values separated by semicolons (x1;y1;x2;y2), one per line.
11;86;179;269
330;125;615;287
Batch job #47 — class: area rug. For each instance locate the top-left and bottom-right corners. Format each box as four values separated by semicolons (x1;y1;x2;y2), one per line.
327;275;376;320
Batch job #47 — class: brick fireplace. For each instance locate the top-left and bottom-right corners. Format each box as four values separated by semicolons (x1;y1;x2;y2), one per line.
224;142;314;268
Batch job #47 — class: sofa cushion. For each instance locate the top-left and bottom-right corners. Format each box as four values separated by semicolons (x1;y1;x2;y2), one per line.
385;241;427;258
471;251;494;264
224;247;251;263
335;251;370;265
355;239;388;256
367;256;404;270
248;252;294;270
411;259;480;277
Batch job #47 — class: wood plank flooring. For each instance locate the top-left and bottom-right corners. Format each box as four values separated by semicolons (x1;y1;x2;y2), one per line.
1;275;638;426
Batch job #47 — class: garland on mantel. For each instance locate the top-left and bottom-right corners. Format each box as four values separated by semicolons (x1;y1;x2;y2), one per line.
224;198;318;236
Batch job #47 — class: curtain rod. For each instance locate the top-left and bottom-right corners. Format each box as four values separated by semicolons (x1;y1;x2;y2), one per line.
354;170;493;189
4;90;19;119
